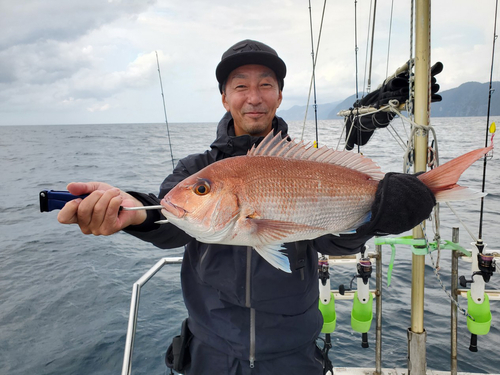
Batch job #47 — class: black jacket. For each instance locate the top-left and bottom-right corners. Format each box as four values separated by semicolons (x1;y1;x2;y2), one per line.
125;112;374;362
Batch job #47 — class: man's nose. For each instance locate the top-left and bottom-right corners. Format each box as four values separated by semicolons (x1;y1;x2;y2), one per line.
246;86;263;104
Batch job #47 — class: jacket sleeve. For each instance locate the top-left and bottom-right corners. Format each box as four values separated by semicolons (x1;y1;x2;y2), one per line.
356;172;436;236
312;232;372;256
122;160;194;249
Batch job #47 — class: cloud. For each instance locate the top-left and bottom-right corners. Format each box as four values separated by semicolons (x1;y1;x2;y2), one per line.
0;41;93;85
0;0;498;125
0;0;155;50
87;103;111;112
69;51;159;100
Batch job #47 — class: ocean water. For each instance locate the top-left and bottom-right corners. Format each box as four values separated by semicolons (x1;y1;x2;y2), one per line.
1;117;500;374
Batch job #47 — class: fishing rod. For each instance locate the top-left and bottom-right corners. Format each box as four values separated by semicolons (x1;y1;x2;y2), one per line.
307;0;320;147
155;51;176;171
478;0;499;242
302;0;327;145
354;0;359;102
385;0;395;78
366;0;377;95
354;0;362;153
462;0;499;353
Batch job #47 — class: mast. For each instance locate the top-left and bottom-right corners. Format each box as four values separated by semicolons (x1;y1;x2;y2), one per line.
408;0;431;373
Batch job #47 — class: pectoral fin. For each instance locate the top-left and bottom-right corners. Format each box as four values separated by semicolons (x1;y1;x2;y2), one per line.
246;218;324;273
253;244;291;273
249;218;324;243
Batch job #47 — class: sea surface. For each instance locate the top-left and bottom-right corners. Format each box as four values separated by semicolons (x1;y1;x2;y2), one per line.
1;117;500;374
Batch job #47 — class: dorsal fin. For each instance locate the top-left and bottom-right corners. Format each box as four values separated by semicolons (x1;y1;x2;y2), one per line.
248;131;385;181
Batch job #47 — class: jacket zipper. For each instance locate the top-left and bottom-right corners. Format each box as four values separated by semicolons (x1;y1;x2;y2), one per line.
246;246;255;368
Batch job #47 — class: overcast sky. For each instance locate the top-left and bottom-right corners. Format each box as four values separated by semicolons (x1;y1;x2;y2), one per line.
1;0;498;125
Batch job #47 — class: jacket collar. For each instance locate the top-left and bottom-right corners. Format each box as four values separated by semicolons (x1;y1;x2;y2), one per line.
210;112;289;157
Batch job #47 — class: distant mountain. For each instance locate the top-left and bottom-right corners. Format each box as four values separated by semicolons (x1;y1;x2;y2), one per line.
277;101;341;121
278;82;500;119
432;81;500;117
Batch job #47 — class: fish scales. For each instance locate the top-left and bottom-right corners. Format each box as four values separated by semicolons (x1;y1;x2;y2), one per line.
221;155;378;237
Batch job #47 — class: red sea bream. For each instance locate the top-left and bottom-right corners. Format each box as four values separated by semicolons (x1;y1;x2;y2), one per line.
160;132;492;272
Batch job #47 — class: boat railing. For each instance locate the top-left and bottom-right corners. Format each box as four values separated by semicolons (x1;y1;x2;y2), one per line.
121;256;183;375
121;239;500;375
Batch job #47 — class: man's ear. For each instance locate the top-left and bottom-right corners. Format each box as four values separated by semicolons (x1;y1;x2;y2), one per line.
222;93;230;112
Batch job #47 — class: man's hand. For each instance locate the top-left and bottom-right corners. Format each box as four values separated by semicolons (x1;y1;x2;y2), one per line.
57;182;147;235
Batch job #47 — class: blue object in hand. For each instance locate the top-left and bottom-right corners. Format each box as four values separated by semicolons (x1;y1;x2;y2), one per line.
39;190;89;212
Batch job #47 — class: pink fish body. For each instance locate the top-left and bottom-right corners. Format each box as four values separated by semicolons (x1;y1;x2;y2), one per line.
161;132;492;272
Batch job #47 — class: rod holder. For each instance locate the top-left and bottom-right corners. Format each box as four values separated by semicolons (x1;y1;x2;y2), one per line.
466;289;491;337
351;291;374;337
318;292;337;334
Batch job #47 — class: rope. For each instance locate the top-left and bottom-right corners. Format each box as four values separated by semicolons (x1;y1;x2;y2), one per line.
420;223;476;321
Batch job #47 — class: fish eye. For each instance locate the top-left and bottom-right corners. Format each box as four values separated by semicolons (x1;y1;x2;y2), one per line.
194;180;210;196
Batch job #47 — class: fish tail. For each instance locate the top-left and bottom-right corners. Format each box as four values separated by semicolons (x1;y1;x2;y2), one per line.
417;145;493;203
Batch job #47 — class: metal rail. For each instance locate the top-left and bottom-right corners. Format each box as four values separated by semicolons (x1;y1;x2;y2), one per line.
121;257;183;375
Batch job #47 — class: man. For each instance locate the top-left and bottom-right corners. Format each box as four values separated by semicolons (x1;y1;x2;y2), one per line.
58;40;435;374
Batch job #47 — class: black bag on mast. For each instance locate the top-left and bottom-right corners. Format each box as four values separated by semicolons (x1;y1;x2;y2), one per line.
345;61;443;150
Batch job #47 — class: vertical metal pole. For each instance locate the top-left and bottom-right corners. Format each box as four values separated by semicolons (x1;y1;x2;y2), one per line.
122;284;141;375
451;228;460;375
375;245;383;375
408;0;431;373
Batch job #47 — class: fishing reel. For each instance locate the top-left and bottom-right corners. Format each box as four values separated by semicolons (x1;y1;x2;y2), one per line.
477;252;496;283
338;257;373;295
318;255;330;287
459;252;496;286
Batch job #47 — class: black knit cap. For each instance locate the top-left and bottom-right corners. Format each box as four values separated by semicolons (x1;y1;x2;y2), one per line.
216;39;287;93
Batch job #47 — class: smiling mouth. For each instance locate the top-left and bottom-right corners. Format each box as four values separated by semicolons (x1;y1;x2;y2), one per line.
160;198;187;218
245;111;265;117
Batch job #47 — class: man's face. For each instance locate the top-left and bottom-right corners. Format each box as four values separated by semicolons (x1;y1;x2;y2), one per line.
222;64;283;137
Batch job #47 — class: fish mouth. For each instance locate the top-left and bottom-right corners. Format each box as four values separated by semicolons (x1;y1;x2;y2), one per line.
160;198;187;219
